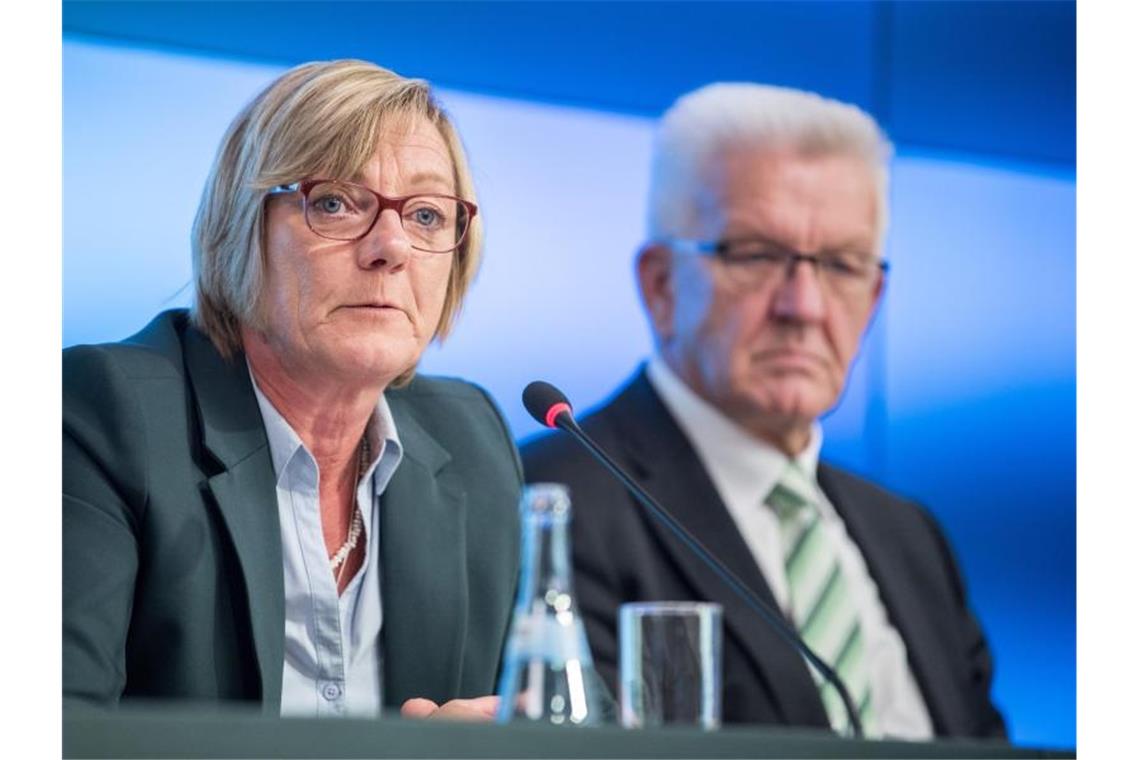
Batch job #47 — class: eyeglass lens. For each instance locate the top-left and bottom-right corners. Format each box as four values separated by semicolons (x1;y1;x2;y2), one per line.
720;249;879;297
305;181;469;252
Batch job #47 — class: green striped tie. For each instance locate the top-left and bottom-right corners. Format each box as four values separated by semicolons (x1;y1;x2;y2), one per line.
767;463;876;737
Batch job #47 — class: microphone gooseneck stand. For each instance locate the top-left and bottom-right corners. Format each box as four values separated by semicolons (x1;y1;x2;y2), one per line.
522;380;864;738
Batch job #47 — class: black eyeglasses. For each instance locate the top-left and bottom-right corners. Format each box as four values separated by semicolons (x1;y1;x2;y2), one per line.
268;179;477;254
665;237;888;298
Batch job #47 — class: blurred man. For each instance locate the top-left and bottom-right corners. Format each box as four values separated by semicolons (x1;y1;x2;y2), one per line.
521;83;1005;739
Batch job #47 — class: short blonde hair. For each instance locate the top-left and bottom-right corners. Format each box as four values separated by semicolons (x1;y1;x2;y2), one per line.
191;59;482;368
649;82;893;255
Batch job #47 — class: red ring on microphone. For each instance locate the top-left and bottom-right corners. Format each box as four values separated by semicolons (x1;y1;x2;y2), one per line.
544;402;572;429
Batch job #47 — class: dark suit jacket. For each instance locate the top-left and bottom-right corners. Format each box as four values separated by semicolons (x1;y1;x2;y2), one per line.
521;368;1005;738
63;310;521;711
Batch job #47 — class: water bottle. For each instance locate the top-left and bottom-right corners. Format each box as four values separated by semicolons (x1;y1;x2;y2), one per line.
495;483;616;725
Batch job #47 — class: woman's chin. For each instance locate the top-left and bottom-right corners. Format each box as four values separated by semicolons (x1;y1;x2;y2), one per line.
324;343;418;386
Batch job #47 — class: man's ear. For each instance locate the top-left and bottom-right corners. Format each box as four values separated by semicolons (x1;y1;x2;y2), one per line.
636;243;675;342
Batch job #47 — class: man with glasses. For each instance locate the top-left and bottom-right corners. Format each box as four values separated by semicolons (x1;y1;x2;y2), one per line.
521;83;1005;739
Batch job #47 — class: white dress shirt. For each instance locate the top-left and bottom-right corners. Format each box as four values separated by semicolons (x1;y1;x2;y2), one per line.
250;370;404;718
647;356;933;740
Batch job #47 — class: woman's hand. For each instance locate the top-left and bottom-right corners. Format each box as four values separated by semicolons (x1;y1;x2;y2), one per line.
400;695;500;722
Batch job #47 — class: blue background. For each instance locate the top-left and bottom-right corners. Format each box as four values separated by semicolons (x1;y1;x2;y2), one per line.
63;1;1075;746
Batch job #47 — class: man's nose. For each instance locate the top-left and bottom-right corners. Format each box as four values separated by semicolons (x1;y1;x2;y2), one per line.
357;209;412;270
770;258;826;322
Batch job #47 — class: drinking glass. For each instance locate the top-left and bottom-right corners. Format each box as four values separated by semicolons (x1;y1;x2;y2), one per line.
619;601;722;729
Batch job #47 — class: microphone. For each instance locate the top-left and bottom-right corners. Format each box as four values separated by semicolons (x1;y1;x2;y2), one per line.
522;380;865;738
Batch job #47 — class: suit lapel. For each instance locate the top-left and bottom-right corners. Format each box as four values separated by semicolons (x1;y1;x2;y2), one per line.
819;466;968;734
183;328;284;710
610;371;828;727
380;393;468;706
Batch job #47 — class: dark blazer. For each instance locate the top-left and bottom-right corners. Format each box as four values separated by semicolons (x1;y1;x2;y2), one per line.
521;368;1005;738
63;310;521;711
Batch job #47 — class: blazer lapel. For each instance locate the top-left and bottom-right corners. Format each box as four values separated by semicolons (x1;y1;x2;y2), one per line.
611;371;828;727
819;466;969;734
380;395;468;707
183;328;284;710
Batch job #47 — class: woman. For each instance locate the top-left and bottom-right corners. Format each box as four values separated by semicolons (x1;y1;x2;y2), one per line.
63;60;519;720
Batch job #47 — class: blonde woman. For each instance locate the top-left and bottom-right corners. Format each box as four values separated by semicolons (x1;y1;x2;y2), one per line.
64;60;518;721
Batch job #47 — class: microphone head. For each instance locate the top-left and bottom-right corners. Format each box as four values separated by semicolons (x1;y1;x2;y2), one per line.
523;381;574;428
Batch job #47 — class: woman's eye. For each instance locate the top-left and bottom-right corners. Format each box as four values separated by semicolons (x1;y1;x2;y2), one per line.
313;195;346;214
409;206;443;228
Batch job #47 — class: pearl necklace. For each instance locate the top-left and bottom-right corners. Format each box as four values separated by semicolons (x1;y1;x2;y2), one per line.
329;436;369;581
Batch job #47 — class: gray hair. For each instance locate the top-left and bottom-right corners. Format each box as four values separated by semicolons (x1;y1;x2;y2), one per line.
647;82;893;254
